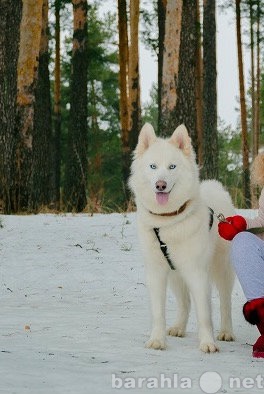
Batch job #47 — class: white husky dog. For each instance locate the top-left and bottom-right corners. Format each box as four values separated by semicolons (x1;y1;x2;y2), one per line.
129;123;236;353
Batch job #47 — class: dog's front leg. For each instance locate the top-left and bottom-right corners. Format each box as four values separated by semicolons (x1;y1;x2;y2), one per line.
145;264;168;350
181;267;219;353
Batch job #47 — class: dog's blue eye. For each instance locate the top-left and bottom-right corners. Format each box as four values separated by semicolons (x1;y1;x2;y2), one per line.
150;164;157;170
169;164;176;170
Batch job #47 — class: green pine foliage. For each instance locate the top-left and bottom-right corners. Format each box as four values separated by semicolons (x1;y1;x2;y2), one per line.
142;84;159;132
50;2;125;211
86;5;124;211
218;122;245;207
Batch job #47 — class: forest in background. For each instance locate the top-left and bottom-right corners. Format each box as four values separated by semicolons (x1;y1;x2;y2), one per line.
0;0;263;214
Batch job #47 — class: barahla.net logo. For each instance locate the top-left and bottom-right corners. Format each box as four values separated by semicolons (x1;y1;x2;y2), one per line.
111;371;264;393
112;373;192;390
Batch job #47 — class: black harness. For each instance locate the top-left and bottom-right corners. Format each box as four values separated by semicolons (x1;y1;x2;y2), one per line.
153;228;176;270
153;207;214;271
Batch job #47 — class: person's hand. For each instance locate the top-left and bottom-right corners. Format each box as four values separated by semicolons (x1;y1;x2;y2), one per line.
218;215;247;241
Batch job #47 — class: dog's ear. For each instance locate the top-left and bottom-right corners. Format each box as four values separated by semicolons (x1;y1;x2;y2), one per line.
135;123;156;156
169;124;192;156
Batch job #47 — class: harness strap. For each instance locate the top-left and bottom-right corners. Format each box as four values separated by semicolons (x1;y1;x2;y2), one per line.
154;207;214;271
153;228;176;271
209;207;214;230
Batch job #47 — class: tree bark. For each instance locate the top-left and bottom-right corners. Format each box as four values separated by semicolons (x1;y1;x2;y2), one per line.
31;0;52;211
64;0;88;212
249;0;256;158
117;0;130;196
160;0;183;137
202;0;218;179
254;0;260;158
0;0;22;213
51;0;62;209
157;0;167;135
16;0;43;211
249;0;258;208
175;0;197;148
128;0;141;152
235;0;250;207
160;0;197;152
195;0;203;167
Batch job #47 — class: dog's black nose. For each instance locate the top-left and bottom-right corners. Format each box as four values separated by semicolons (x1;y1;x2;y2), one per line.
156;180;167;191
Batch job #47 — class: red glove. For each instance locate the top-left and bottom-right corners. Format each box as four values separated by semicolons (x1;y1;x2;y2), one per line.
218;215;247;241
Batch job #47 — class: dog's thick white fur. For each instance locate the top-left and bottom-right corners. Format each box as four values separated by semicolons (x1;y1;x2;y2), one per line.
129;123;235;353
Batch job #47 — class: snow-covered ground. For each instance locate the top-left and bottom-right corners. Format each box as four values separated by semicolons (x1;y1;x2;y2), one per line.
0;212;263;394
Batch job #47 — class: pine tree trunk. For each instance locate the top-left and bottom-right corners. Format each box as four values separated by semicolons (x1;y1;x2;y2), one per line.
174;0;197;147
64;0;88;212
31;0;52;211
202;0;218;179
128;0;141;152
251;0;260;209
255;0;260;157
157;0;167;135
249;0;258;208
160;0;197;152
51;0;62;209
160;0;182;137
0;0;22;213
117;0;130;196
249;0;256;158
235;0;250;208
195;0;203;167
16;0;43;211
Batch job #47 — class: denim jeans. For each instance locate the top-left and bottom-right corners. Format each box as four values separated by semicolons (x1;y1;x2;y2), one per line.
231;231;264;301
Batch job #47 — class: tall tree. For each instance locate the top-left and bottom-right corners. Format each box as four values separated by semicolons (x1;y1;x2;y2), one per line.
157;0;166;135
16;0;43;210
249;0;257;207
254;0;261;156
117;0;130;186
52;0;62;209
64;0;88;211
235;0;250;207
128;0;141;152
118;0;141;199
160;0;197;151
32;0;53;210
160;0;182;137
202;0;218;179
195;0;203;167
0;0;22;213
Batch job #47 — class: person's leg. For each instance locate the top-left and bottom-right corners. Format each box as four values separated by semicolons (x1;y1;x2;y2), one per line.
231;231;264;357
231;231;264;301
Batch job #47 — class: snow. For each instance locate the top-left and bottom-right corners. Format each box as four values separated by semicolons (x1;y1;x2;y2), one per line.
0;212;264;394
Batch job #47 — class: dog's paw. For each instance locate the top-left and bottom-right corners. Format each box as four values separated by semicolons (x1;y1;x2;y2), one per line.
167;326;186;338
217;331;235;342
145;338;167;350
199;342;219;353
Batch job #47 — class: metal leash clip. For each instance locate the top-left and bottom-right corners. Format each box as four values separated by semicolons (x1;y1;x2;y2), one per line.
216;213;230;223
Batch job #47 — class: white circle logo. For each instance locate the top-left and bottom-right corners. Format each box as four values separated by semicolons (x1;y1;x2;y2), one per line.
199;371;222;394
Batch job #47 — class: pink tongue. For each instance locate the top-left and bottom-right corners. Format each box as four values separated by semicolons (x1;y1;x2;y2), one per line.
156;192;169;205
